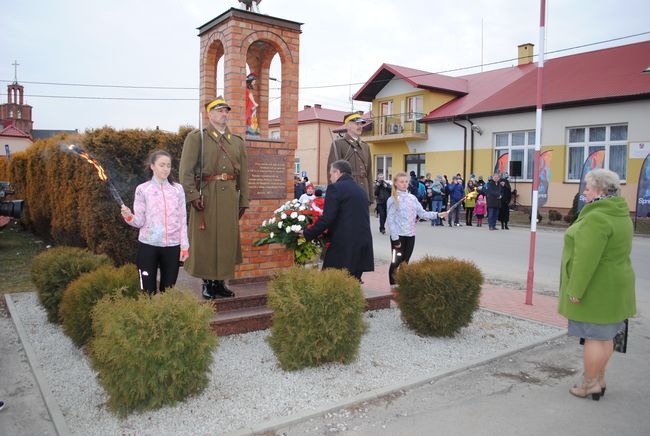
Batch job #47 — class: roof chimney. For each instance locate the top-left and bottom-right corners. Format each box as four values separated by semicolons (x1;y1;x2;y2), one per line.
518;43;534;66
303;105;311;109
314;104;322;109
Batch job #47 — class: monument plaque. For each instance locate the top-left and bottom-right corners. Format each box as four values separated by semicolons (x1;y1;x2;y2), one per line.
247;152;288;199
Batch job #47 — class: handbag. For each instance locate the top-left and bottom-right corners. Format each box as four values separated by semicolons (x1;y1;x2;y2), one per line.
579;319;628;353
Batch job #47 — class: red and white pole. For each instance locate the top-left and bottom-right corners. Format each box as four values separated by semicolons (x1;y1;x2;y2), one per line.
526;0;546;305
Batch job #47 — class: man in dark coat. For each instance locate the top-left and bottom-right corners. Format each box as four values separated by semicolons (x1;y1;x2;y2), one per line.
484;173;501;230
304;159;374;281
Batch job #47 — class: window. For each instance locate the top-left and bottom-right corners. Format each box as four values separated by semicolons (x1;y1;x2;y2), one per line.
405;95;423;121
270;130;280;140
494;130;536;180
294;158;300;174
375;155;393;180
566;124;627;181
405;154;425;177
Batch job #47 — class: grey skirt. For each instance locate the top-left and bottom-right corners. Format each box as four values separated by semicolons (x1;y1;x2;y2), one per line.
568;320;625;340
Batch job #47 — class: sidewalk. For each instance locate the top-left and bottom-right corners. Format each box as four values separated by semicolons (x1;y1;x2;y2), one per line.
363;263;567;329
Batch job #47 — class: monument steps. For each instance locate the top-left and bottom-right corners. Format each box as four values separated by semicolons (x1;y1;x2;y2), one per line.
176;269;392;336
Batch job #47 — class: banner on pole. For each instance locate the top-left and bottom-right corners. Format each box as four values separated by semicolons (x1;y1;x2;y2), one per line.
577;149;606;212
636;155;650;218
494;152;509;176
538;150;552;208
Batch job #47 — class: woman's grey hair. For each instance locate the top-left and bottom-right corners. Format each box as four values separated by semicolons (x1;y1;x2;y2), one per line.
585;168;621;197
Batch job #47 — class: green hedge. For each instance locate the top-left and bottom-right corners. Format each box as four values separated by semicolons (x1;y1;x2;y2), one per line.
267;267;366;371
59;264;141;347
89;289;217;416
31;246;112;323
397;256;483;337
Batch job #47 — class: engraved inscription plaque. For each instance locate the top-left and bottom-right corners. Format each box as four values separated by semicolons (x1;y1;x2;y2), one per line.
247;153;288;199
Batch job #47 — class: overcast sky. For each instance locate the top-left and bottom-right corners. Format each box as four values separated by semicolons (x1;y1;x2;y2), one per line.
1;0;649;132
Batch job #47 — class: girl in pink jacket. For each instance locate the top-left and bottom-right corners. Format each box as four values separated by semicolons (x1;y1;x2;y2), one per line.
121;150;189;294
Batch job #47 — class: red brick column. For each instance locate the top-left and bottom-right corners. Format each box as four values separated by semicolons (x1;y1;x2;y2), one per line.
198;8;302;281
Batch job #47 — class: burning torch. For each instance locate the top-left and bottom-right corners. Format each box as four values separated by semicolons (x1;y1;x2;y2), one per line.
66;144;124;206
446;189;479;213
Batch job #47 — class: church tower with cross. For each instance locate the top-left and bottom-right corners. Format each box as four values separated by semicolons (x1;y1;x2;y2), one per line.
0;61;33;134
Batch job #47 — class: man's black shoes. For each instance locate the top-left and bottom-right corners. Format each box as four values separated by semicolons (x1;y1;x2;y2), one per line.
213;280;235;298
202;279;235;299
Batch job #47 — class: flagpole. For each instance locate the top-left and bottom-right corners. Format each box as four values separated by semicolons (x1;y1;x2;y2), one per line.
526;0;546;305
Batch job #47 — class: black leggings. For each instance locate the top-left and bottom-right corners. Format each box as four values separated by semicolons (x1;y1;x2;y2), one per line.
136;242;181;294
388;235;415;286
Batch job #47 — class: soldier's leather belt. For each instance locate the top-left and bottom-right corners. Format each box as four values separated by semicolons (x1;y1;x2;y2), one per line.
202;173;236;181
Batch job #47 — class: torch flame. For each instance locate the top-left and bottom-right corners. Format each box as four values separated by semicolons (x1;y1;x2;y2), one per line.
68;144;108;181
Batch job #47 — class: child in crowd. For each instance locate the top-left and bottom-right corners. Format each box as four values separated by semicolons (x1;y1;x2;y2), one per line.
299;183;316;205
121;150;189;294
387;172;449;287
474;194;487;227
310;188;325;214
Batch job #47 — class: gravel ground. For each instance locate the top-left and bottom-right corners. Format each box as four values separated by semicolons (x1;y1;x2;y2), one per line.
10;292;562;435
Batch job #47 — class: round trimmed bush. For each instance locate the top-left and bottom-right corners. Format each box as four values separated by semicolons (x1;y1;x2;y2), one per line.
267;267;366;371
59;264;141;347
31;246;112;323
89;289;217;417
396;256;483;337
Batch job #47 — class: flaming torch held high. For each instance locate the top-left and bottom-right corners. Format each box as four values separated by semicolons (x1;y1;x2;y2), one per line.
66;144;124;206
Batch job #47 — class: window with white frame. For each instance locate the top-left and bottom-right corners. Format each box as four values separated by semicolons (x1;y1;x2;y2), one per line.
405;95;423;121
494;130;536;180
375;154;393;180
566;124;627;181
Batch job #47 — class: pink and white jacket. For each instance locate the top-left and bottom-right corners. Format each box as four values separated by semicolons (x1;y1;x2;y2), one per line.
126;178;189;249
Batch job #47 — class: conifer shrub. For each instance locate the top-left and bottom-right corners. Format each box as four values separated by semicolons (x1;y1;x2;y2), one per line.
548;209;563;221
267;267;366;371
88;289;217;417
31;246;112;323
59;264;141;347
396;256;483;337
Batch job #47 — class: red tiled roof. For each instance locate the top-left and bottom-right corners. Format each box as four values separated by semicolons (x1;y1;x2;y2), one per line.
269;104;348;127
354;63;468;102
0;124;32;139
421;40;650;122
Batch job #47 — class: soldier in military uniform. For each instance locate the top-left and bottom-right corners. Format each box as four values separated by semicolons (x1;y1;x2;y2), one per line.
179;97;249;299
327;112;374;204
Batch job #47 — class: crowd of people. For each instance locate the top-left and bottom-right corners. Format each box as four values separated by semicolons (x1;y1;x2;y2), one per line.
371;171;515;231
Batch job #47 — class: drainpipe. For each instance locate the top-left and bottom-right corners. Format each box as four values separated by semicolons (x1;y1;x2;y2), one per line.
466;116;477;177
317;122;321;183
452;119;467;180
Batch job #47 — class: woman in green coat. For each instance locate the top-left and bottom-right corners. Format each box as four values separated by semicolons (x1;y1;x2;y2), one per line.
558;169;636;400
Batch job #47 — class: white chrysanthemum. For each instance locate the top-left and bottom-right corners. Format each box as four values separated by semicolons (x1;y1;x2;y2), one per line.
270;232;274;239
291;224;302;232
292;198;299;204
281;213;287;220
262;220;267;226
285;227;292;233
290;211;298;219
278;221;283;228
299;206;306;211
297;215;306;222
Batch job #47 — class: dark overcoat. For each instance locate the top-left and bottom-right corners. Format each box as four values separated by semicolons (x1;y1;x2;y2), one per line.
178;125;249;280
327;134;374;203
304;174;374;276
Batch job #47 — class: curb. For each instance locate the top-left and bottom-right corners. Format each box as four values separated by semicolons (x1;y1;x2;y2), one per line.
224;328;567;436
5;293;72;436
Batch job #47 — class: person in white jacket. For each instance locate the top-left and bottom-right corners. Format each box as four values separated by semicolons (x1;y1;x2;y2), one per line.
121;150;189;294
387;172;448;288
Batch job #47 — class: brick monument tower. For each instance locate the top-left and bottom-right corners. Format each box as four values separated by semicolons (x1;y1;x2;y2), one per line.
197;8;302;281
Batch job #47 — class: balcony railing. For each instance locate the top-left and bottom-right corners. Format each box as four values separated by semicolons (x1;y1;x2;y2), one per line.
363;112;427;141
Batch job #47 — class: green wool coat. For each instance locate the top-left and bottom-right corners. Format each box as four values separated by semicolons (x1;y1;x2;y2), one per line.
558;196;636;324
179;125;249;280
